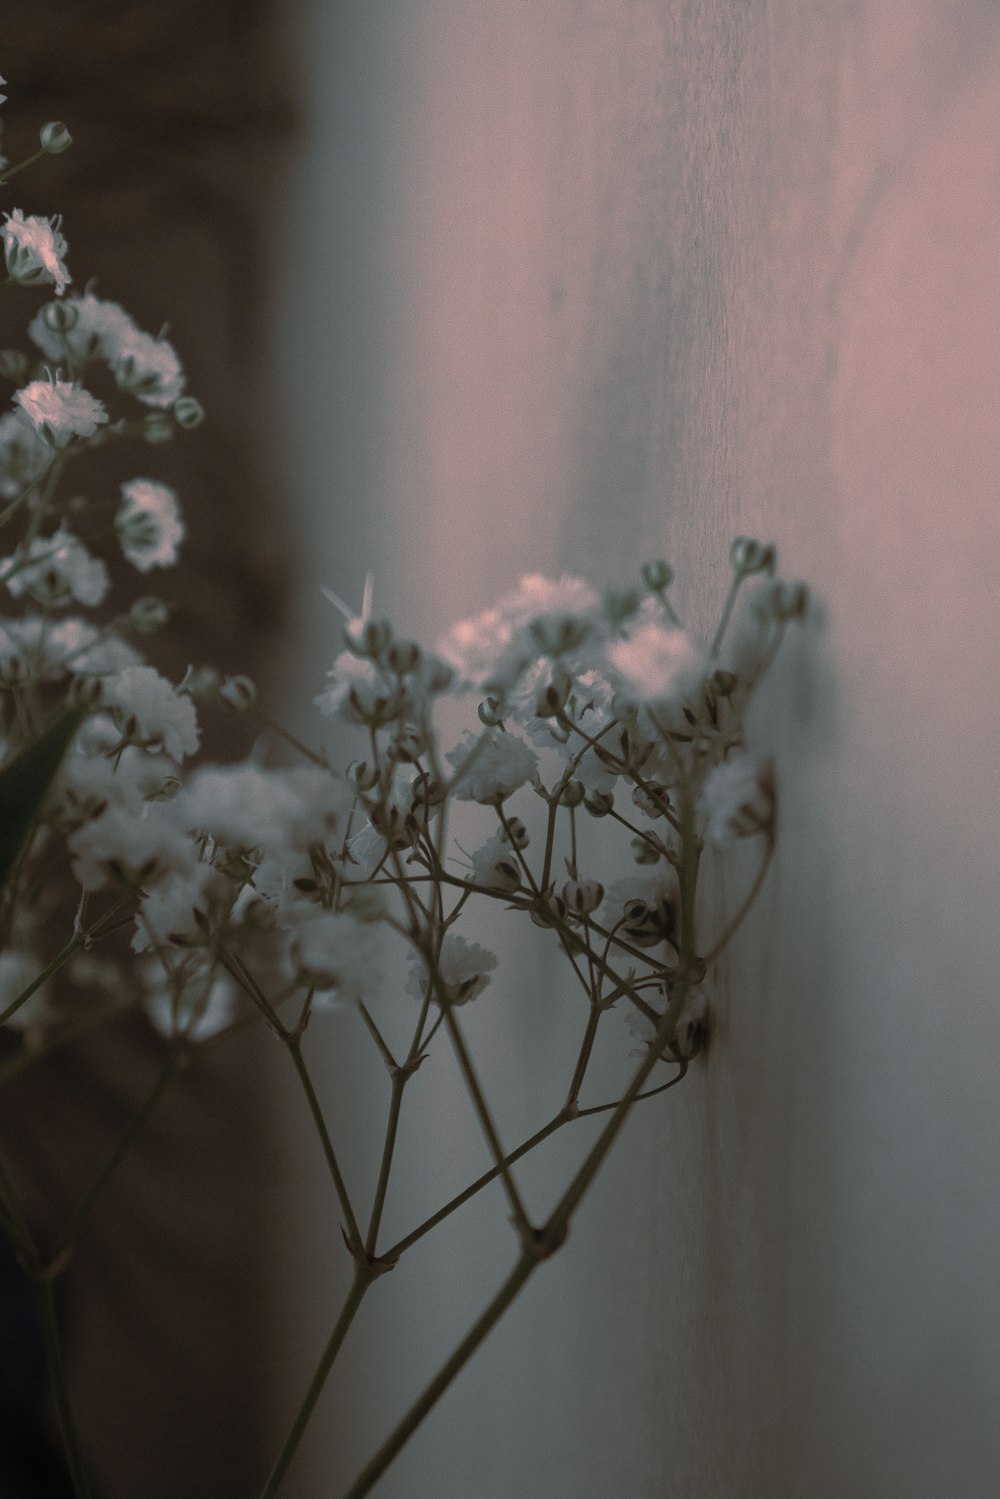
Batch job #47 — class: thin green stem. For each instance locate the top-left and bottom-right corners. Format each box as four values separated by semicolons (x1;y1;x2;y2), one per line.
50;1048;178;1263
35;1278;94;1499
365;1071;406;1256
0;933;84;1027
340;1252;537;1499
382;1113;567;1262
564;1005;601;1112
710;573;744;659
358;1000;399;1072
440;1000;531;1234
248;706;329;768
0;147;48;184
703;831;774;967
260;1268;372;1499
286;1038;363;1253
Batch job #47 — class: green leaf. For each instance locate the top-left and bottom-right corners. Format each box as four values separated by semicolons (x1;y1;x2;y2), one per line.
0;705;87;893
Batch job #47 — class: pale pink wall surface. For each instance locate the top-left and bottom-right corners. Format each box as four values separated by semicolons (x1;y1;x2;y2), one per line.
273;4;1000;1494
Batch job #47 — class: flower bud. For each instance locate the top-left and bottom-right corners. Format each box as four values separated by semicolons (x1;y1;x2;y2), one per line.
621;893;675;945
479;855;521;893
143;411;174;445
0;652;30;688
562;879;604;915
411;775;446;808
528;615;590;656
418;654;454;695
67;674;103;709
528;888;569;929
499;815;529;849
387;728;424;764
172;395;204;429
729;536;776;576
478;695;505;728
602;587;641;624
534;671;570;718
385;639;421;676
584;789;614;817
40;120;73;154
557;779;586;808
346;617;393;658
632;783;669;818
0;350;28;382
219;674;256;711
762;579;809;622
347;759;380;792
709;668;737;697
41;299;78;333
128;595;170;633
631;836;662;865
344;682;405;727
641;558;674;593
178;664;221;701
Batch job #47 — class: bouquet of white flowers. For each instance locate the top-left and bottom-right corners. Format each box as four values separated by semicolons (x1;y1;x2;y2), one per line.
0;76;807;1498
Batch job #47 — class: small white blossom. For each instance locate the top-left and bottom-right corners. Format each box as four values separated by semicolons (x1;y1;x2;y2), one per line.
605;621;705;710
115;479;185;571
68;801;196;891
407;934;498;1007
2;210;70;293
467;831;522;891
14;375;107;447
0;527;109;607
290;910;382;1004
113;327;185;407
102;666;200;760
314;650;393;721
445;728;538;804
624;987;708;1057
132;862;231;952
28;292;137;364
436;574;600;693
698;753;774;845
178;764;351;855
58;736;175;826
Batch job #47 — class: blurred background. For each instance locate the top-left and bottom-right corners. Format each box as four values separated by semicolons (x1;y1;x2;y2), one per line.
4;2;1000;1496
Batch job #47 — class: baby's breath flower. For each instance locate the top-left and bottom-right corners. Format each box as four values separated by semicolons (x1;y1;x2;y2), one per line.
445;727;538;804
68;801;196;892
132;862;231;952
407;934;498;1007
13;375;107;447
314;650;392;721
605;620;705;710
0;527;109;608
698;752;774;845
115;478;185;572
113;327;184;408
2;209;70;293
436;574;600;693
290;910;382;1004
102;665;200;760
29;292;137;366
178;764;351;856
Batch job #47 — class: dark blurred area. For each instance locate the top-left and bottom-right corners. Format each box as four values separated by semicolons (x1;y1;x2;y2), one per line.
0;3;301;1494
